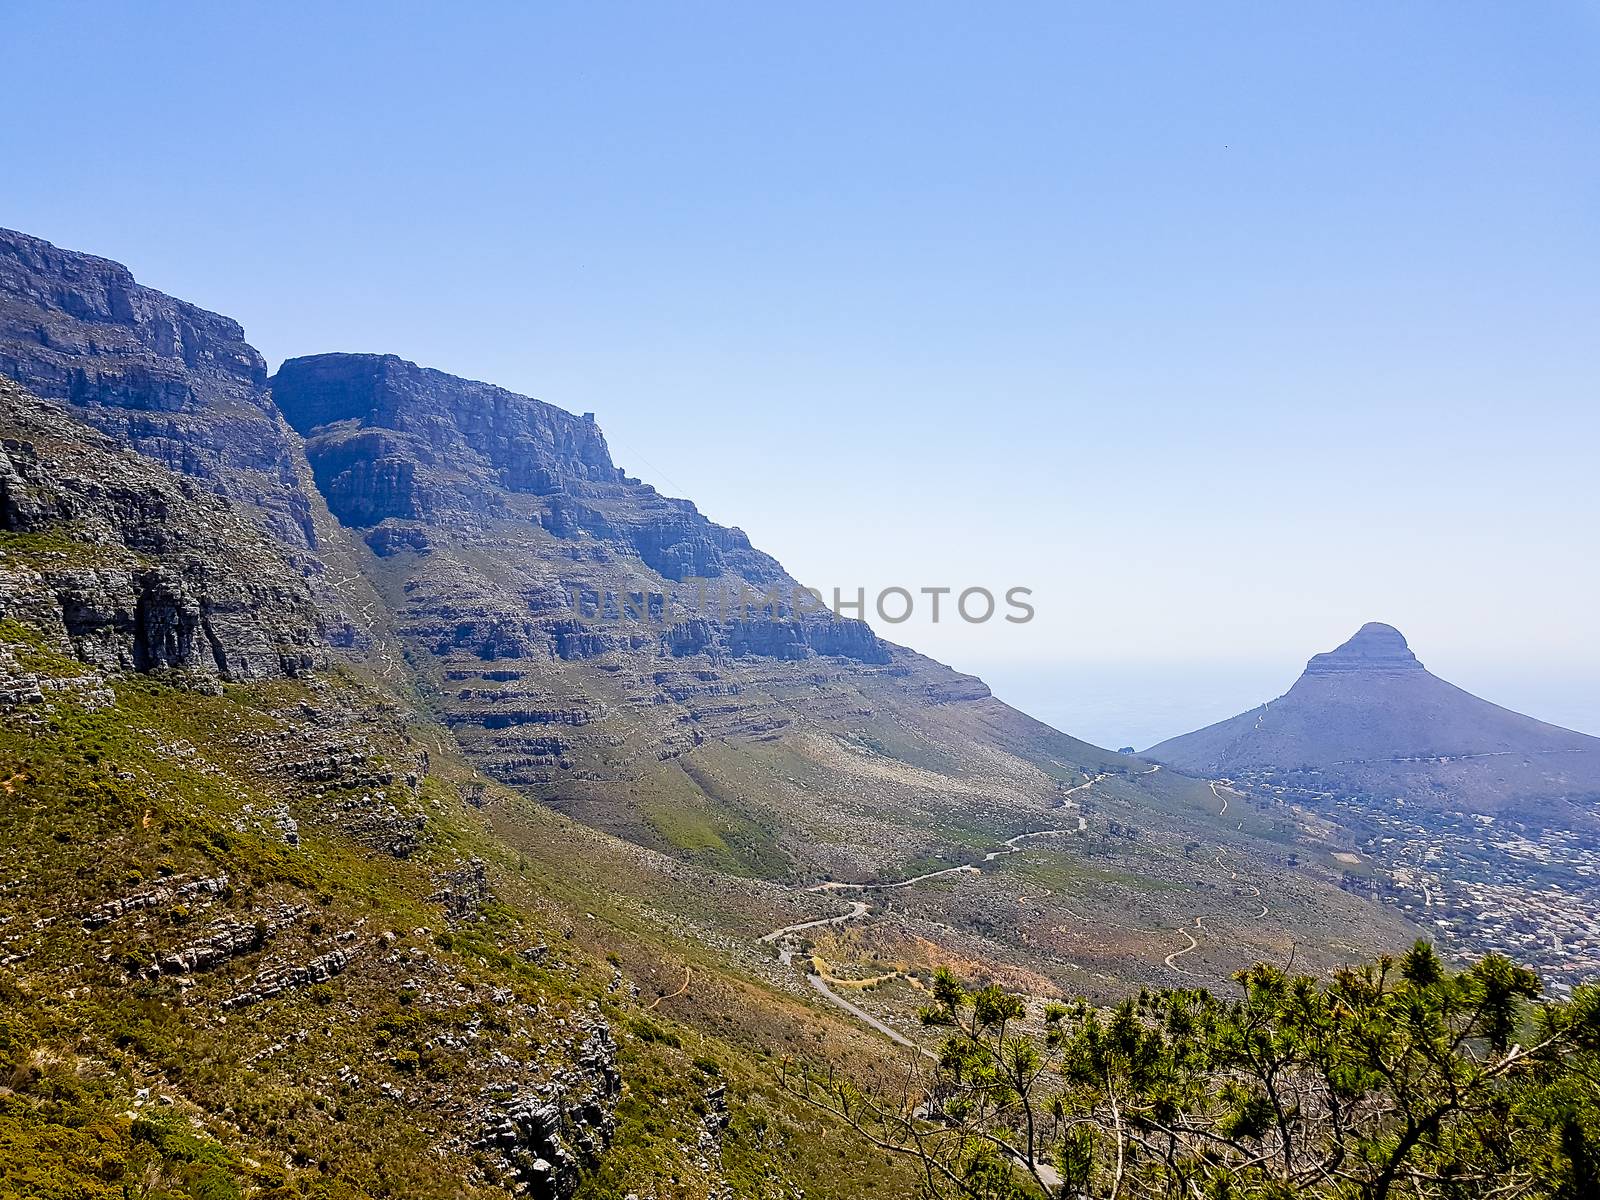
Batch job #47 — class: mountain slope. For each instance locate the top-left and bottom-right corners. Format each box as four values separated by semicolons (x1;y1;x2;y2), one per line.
0;377;321;682
268;349;1140;881
0;231;1414;948
0;226;1141;884
1;374;929;1199
0;226;401;658
0;228;315;550
1145;622;1600;820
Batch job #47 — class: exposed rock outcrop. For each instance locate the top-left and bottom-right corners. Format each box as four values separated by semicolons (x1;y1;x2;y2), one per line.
272;352;808;593
0;378;323;681
81;874;231;930
222;945;357;1009
1303;622;1425;675
480;1020;621;1198
2;228;1127;885
430;857;492;926
157;905;306;976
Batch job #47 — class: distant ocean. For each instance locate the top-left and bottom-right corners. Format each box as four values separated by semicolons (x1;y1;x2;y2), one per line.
973;660;1600;754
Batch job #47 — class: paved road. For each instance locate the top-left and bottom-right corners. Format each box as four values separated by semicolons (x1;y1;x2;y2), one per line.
761;770;1127;992
761;901;870;965
810;865;981;894
1163;922;1200;973
806;973;932;1054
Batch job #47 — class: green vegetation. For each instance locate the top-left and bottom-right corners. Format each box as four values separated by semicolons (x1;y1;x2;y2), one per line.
0;618;99;680
0;615;932;1198
789;943;1600;1198
0;526;127;564
640;759;791;878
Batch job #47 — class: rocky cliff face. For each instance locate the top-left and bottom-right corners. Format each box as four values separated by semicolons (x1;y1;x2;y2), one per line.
271;353;899;761
272;353;618;521
272;352;800;589
0;228;317;550
0;377;322;685
266;352;1087;871
0;229;413;653
1303;622;1426;676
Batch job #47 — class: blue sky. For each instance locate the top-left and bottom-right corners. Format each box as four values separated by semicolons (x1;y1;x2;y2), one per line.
6;2;1598;741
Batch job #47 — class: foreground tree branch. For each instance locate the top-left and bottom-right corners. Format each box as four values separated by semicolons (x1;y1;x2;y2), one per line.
783;943;1600;1199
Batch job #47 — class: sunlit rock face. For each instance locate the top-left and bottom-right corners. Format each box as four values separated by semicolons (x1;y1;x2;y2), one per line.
268;351;920;833
0;225;1120;883
272;351;799;587
0;378;323;683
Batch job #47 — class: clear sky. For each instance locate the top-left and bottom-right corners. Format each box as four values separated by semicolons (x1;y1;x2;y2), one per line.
6;2;1598;742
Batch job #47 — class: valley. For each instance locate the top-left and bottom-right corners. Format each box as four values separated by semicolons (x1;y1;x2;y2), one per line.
7;7;1599;1193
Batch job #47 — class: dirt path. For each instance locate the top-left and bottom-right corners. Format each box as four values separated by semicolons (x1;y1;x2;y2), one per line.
752;764;1146;1195
646;965;691;1010
1211;781;1230;817
760;770;1132;1003
1162;787;1281;974
1164;910;1229;974
1243;881;1268;919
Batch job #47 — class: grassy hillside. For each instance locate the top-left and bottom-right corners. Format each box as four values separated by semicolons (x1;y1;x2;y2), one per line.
0;612;936;1199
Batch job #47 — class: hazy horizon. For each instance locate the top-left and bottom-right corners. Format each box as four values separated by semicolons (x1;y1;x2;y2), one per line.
6;2;1596;715
975;655;1600;754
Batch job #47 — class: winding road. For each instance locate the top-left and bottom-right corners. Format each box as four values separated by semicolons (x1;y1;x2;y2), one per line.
760;901;870;966
759;770;1142;1041
1163;922;1200;974
761;762;1269;1056
752;762;1237;1196
1212;782;1230;817
1159;785;1276;976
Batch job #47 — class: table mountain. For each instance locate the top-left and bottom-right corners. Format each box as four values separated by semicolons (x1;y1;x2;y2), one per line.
270;350;1123;876
0;227;1138;883
0;227;316;549
0;227;408;653
1145;622;1600;821
0;228;1423;1199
